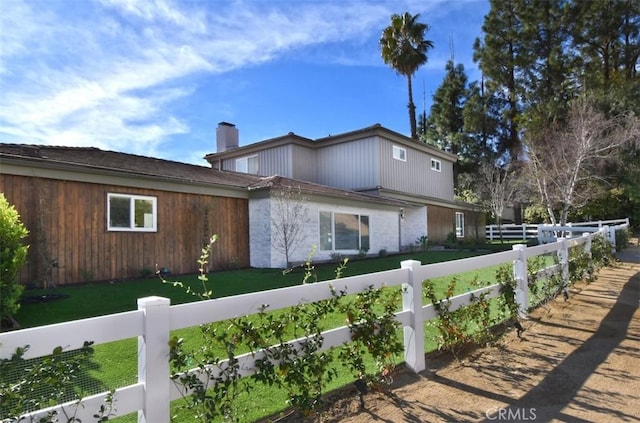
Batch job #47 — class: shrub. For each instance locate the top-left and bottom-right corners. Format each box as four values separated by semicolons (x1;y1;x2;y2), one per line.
0;194;29;326
416;235;428;251
615;228;630;251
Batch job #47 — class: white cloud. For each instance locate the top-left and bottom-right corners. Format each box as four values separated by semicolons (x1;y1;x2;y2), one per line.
0;0;484;157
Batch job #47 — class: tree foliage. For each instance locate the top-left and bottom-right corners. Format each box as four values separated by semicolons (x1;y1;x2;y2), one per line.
423;0;640;227
0;193;29;327
380;12;434;139
525;96;639;226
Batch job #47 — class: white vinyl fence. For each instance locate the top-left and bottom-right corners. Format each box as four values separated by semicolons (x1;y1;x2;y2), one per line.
486;218;630;243
0;221;629;422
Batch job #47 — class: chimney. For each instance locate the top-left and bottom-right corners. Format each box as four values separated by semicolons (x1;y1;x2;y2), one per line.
216;122;239;152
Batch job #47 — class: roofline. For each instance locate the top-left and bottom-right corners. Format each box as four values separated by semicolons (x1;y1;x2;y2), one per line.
204;133;314;161
203;123;458;163
0;154;256;198
247;176;409;207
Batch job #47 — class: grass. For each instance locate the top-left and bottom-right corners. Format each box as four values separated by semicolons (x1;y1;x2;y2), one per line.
10;247;528;422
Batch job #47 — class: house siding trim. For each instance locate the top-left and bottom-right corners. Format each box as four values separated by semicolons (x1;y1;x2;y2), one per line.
0;161;250;199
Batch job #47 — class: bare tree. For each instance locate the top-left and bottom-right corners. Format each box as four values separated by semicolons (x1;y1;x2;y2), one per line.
477;160;520;242
526;96;639;226
271;187;309;268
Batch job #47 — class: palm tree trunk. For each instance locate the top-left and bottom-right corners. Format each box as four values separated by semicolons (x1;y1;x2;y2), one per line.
407;74;417;139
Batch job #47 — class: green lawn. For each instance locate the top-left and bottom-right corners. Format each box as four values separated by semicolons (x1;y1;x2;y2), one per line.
10;247;525;422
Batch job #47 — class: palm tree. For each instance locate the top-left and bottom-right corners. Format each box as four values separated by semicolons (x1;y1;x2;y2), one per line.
380;12;434;139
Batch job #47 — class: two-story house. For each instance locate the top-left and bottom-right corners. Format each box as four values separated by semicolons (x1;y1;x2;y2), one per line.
206;122;484;268
0;123;483;285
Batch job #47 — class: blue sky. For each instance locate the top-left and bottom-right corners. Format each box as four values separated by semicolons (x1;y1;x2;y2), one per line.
0;0;489;165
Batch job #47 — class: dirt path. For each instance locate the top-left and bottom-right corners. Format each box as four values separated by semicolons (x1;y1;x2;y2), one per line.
310;243;640;422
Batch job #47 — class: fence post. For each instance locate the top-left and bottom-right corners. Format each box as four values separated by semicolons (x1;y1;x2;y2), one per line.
608;225;617;253
583;232;592;259
537;224;545;245
489;225;494;241
512;244;529;318
401;260;425;373
138;296;171;423
557;237;569;288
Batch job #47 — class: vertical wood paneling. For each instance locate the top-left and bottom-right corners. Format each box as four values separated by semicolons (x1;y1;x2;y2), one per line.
1;174;250;286
427;205;455;242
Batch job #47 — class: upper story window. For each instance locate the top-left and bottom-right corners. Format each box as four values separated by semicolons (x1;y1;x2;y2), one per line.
392;145;407;162
236;155;259;174
431;158;441;172
107;193;157;232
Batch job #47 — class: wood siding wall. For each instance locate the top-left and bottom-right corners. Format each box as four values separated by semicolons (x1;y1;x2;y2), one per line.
379;138;454;201
316;137;379;190
427;205;455;242
427;205;486;242
1;174;249;287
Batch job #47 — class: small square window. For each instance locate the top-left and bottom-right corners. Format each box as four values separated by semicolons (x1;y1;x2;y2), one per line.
393;145;407;161
431;158;441;172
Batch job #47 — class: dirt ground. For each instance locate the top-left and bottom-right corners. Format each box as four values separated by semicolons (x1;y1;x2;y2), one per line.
266;242;640;423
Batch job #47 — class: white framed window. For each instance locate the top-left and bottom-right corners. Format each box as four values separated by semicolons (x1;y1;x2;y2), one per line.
392;145;407;162
455;212;465;238
431;158;441;172
236;155;259;174
107;193;157;232
319;211;370;251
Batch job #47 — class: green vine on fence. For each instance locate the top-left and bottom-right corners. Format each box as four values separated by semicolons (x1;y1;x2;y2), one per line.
424;276;506;358
0;342;116;423
337;285;403;388
167;236;405;421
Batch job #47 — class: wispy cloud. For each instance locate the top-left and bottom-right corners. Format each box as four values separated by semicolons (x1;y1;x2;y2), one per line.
0;0;484;161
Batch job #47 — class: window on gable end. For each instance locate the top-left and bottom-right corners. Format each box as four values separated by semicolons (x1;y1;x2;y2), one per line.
431;158;441;172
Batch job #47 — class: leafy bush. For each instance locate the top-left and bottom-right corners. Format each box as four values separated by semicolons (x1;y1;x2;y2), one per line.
0;194;29;326
615;228;630;251
416;235;429;251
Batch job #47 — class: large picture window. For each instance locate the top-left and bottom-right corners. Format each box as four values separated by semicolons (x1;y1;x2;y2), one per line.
236;155;259;174
108;193;157;232
319;211;369;251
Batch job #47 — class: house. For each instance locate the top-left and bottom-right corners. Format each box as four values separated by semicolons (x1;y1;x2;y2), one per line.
0;123;483;285
206;122;484;267
0;144;260;286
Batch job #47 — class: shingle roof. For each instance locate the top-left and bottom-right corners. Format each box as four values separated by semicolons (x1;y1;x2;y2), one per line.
249;175;408;206
0;144;406;205
0;143;262;188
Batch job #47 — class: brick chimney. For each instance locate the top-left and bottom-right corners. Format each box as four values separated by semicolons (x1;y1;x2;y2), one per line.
216;122;239;152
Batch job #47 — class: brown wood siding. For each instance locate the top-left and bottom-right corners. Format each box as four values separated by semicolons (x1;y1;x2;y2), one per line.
427;205;455;242
463;210;486;241
1;174;249;286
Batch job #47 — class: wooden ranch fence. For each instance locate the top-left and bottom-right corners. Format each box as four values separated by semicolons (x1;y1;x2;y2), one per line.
0;221;629;422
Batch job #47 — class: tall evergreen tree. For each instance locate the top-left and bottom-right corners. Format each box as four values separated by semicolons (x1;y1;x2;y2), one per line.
473;0;525;161
380;12;434;139
424;60;476;191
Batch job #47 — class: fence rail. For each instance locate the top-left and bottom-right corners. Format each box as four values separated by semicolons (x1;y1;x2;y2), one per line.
485;218;629;242
1;220;629;422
